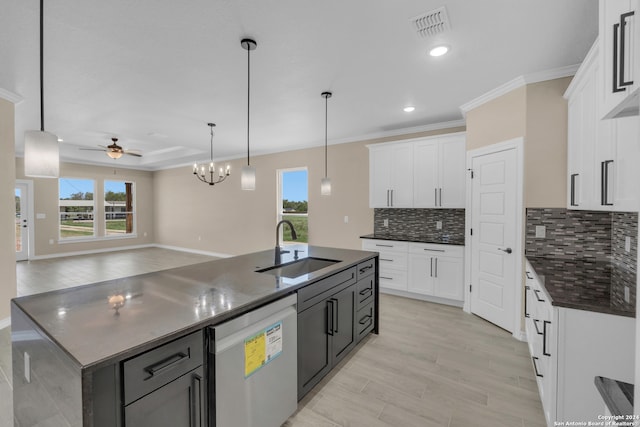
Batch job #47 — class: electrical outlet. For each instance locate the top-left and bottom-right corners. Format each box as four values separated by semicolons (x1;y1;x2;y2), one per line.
198;236;202;241
344;216;349;224
383;219;389;227
624;286;630;303
36;213;46;219
535;226;546;238
625;237;631;253
143;231;148;237
48;239;54;245
436;221;442;230
24;352;31;383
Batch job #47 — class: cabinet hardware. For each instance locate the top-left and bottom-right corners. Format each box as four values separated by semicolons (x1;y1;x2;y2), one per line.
359;314;372;325
359;265;373;274
380;258;393;262
613;12;635;92
439;188;442;207
191;373;202;427
390;189;394;207
423;248;445;252
526;271;533;280
524;285;530;318
533;318;543;335
386;189;390;207
326;300;334;336
380;276;393;280
434;258;438;278
601;160;614;206
570;173;579;206
543;320;551;357
430;258;433;277
434;188;438;206
332;298;339;333
375;244;393;248
533;289;545;302
144;351;189;378
532;356;543;378
359;288;373;298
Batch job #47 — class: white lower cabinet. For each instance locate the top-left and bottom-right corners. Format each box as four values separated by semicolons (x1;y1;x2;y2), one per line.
525;261;635;426
362;239;464;305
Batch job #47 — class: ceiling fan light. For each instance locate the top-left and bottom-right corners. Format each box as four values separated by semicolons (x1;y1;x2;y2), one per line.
24;130;59;178
107;150;123;159
241;165;256;191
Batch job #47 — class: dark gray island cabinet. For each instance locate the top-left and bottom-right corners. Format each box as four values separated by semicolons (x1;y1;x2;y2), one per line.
11;246;378;427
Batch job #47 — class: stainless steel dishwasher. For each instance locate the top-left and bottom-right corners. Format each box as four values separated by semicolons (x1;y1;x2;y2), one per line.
211;294;298;427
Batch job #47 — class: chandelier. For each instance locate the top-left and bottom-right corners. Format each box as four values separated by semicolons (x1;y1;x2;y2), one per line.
192;123;230;186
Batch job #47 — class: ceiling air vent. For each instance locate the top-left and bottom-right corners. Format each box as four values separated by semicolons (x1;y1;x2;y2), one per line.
410;6;450;39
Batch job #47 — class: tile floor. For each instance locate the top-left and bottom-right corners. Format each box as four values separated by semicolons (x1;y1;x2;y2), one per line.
1;248;546;427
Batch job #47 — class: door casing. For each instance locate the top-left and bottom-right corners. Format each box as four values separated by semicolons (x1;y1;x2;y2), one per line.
15;179;35;261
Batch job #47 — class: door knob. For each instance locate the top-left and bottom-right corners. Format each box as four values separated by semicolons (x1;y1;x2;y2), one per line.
499;247;512;254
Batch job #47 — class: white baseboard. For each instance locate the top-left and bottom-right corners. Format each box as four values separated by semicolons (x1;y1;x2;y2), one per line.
29;244;156;260
379;287;464;308
0;317;10;330
153;244;232;259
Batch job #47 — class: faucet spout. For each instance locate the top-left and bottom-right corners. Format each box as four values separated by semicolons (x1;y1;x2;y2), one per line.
275;220;298;264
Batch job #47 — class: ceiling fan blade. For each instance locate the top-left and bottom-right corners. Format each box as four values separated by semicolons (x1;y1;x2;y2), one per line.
79;148;108;152
124;152;142;157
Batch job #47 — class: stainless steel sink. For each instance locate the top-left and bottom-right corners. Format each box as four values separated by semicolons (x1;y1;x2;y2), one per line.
257;257;340;279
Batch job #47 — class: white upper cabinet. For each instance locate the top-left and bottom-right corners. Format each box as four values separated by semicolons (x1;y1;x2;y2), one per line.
368;143;413;208
565;40;640;212
600;0;639;118
369;132;466;209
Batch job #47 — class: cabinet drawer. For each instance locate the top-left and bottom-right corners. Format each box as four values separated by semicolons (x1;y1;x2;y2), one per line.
362;239;408;253
123;331;203;405
356;303;375;342
409;242;463;257
379;268;407;290
356;258;376;280
378;252;408;269
355;275;375;309
297;267;356;312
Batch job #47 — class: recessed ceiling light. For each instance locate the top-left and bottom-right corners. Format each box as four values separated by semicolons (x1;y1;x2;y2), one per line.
403;106;416;113
429;45;449;57
57;138;63;142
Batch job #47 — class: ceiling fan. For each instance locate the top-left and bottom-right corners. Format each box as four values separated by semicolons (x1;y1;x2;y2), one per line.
80;138;142;159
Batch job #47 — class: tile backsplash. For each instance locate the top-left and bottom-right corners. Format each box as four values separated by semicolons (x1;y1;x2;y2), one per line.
374;208;465;241
526;208;637;312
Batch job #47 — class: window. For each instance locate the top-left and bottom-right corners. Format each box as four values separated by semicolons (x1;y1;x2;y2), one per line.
105;180;135;236
278;168;308;244
59;178;95;239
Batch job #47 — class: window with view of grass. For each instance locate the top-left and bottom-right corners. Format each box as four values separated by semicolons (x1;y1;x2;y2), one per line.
278;168;308;244
105;180;135;236
59;178;95;239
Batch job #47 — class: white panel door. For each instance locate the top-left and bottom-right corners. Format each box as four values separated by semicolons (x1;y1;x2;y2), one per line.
470;148;517;332
390;144;414;207
407;253;435;295
434;256;464;300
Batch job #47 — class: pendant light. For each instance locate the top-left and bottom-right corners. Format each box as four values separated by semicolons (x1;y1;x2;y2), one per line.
320;91;332;196
24;0;59;178
241;38;257;191
192;123;230;186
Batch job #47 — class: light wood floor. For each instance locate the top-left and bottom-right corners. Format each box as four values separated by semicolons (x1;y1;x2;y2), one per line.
1;248;546;427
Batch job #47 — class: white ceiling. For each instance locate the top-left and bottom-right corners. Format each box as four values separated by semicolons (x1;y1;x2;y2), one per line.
1;0;598;170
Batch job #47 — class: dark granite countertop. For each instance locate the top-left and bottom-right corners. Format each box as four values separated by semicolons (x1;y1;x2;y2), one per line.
360;233;465;246
526;257;635;318
594;376;634;417
11;245;377;371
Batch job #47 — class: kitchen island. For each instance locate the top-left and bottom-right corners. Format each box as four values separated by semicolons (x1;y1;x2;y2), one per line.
11;245;379;427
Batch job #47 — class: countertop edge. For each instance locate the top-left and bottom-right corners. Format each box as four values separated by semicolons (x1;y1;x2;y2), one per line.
360;234;465;246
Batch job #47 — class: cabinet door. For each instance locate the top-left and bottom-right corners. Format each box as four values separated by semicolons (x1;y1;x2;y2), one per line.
433;256;464;301
611;115;640;211
600;0;639;119
329;284;356;364
297;300;332;398
413;141;439;208
407;253;435;295
390;144;414;207
124;367;204;427
369;146;392;208
439;136;466;208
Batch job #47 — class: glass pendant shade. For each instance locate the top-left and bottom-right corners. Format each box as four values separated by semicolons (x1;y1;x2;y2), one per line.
241;165;256;191
24;130;59;178
321;177;332;196
107;150;123;159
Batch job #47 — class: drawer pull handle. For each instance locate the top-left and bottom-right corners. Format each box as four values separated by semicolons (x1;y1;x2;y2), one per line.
380;276;393;280
359;288;373;297
144;351;189;379
533;289;545;302
533;319;543;335
359;265;373;273
543;320;551;357
375;244;393;248
191;373;202;427
524;285;530;318
380;258;393;262
423;248;445;252
359;314;372;325
532;356;543;378
525;271;533;280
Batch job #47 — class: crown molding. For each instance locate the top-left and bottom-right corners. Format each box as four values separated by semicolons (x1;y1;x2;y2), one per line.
0;88;24;104
459;64;580;116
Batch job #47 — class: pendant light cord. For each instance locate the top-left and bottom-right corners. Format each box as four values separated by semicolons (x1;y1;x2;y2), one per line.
209;124;214;162
324;95;328;178
39;0;44;132
246;44;251;167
